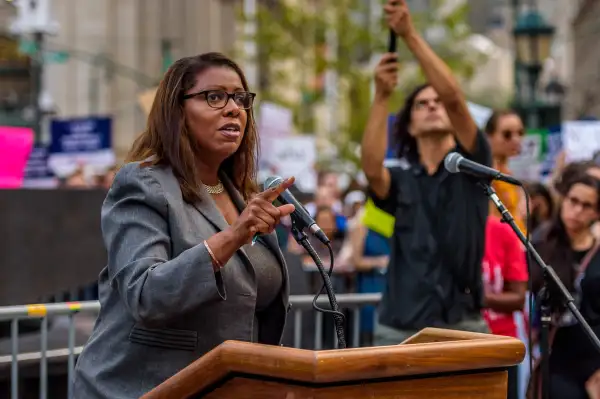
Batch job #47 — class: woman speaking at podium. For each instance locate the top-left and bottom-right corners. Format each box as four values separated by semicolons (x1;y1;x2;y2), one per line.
72;52;295;399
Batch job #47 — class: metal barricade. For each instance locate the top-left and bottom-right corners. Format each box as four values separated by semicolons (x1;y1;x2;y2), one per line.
0;302;101;399
289;293;382;349
0;293;382;399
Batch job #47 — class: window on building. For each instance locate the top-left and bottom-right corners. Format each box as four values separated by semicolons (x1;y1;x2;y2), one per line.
0;34;32;117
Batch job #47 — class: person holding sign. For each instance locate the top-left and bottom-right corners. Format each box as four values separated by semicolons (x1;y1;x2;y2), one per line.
360;0;492;344
73;52;295;399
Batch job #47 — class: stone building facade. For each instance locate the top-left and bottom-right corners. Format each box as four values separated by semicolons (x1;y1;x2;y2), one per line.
568;0;600;119
0;0;239;157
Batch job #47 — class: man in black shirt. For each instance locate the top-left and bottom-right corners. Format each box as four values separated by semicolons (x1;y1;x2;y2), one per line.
361;0;493;344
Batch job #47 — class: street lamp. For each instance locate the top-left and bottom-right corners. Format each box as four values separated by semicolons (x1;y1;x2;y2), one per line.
512;6;556;128
513;9;555;67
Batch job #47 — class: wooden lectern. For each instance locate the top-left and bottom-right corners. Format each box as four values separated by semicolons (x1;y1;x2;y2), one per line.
141;328;525;399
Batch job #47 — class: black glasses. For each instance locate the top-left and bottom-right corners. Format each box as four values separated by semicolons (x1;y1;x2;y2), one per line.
501;129;525;141
413;98;441;110
565;195;595;212
182;90;256;110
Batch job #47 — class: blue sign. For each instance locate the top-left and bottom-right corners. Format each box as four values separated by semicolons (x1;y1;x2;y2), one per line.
23;146;54;179
49;117;112;154
541;125;562;178
386;113;397;159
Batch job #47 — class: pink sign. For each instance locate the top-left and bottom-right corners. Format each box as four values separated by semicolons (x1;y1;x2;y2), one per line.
0;126;34;188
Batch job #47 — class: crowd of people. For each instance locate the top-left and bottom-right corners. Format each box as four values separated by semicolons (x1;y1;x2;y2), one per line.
273;120;600;398
271;2;600;397
58;164;118;190
60;1;600;398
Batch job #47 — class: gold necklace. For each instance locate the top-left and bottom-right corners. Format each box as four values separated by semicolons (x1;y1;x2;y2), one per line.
203;180;224;195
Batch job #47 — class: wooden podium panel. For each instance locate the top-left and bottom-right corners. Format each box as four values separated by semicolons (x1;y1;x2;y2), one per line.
202;371;505;398
142;328;525;399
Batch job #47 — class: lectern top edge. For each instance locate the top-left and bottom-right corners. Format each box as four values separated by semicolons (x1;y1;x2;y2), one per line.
141;329;526;399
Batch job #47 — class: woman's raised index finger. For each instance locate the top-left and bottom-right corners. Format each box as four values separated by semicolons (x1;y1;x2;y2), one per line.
261;176;295;202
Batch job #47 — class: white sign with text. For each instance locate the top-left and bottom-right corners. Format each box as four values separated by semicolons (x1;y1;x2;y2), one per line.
563;121;600;162
268;136;317;193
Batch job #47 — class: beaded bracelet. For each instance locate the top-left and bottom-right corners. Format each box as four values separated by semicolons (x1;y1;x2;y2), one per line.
204;241;223;270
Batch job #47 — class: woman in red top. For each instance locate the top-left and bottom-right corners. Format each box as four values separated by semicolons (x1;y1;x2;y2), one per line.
482;216;529;399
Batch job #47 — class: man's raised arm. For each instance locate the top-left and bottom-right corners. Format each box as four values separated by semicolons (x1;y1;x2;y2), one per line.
384;0;478;153
361;53;400;200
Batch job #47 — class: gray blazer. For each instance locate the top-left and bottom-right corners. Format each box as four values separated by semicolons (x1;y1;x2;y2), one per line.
72;162;290;399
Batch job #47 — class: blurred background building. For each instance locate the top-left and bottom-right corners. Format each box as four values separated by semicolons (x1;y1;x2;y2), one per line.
569;0;600;119
0;0;238;158
0;0;598;174
466;0;586;122
3;2;600;399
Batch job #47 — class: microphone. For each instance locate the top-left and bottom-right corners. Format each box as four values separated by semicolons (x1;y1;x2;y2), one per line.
264;176;331;244
444;152;522;186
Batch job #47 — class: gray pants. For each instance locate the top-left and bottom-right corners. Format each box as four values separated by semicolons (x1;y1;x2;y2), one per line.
374;316;490;346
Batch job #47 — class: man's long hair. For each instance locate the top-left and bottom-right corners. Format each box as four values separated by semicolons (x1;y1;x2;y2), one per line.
391;83;430;160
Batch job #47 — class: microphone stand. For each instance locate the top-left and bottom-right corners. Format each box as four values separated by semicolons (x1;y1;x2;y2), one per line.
290;220;347;349
478;182;600;399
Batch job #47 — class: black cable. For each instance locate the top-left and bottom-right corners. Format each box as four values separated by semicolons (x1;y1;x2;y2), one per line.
298;237;347;349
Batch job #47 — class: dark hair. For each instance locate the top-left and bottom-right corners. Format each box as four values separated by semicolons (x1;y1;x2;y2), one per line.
314;206;339;237
525;182;555;232
392;83;430;160
314;206;337;220
528;182;555;213
126;52;259;203
484;109;520;135
536;173;600;297
547;173;600;252
554;160;596;196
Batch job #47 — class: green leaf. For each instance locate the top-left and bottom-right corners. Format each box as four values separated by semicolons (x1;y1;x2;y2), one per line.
239;0;486;167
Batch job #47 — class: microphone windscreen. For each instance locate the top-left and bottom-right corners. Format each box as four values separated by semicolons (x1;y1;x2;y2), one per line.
444;152;463;174
264;175;284;190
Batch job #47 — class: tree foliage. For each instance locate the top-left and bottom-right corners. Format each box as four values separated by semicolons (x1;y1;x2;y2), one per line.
238;0;486;167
